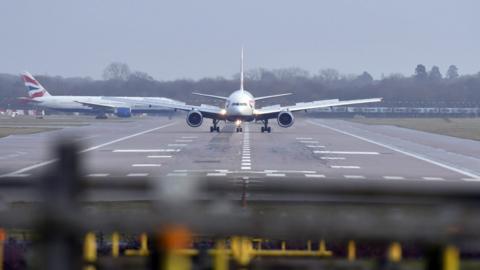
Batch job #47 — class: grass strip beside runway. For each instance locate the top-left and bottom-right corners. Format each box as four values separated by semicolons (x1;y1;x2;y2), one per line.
349;118;480;141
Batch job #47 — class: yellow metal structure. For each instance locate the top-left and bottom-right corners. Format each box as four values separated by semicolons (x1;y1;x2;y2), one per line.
347;240;356;261
0;229;6;270
443;245;460;270
388;242;402;263
125;233;150;256
111;232;120;258
83;232;97;270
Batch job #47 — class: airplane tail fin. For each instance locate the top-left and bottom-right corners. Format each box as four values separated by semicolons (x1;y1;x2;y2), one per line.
21;72;51;98
240;47;244;91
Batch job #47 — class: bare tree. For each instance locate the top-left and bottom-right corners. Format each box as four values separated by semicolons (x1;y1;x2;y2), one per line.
102;62;131;81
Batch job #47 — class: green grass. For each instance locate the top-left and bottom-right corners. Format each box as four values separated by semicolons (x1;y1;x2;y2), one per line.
349;118;480;141
0;127;58;138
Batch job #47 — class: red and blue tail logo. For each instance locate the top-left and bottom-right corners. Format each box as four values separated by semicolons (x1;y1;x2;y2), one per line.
21;72;50;98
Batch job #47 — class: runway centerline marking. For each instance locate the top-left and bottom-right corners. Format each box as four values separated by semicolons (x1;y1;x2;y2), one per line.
0;122;177;178
321;157;346;160
314;151;379;155
307;145;325;148
296;137;312;140
148;155;172;158
132;164;161;167
309;120;480;180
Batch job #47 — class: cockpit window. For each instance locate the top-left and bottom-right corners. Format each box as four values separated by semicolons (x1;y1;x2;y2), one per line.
232;103;247;106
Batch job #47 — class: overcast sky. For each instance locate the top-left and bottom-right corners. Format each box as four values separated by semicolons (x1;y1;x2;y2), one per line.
1;0;479;80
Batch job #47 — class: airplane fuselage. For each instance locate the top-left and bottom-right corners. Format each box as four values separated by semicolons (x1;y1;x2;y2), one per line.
31;96;179;113
224;90;256;122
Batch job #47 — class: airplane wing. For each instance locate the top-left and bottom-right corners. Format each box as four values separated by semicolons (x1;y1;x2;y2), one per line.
254;93;292;101
138;100;226;120
192;92;229;100
74;100;129;111
254;98;382;120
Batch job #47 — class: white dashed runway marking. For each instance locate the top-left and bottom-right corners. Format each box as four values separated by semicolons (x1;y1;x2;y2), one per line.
87;173;110;177
314;151;379;155
266;173;286;177
300;141;319;144
207;173;227;176
181;136;197;139
320;157;346;160
422;177;445;181
168;144;187;147
114;149;180;153
132;164;161;167
383;176;406;180
330;165;361;169
127;173;149;177
306;145;325;148
175;139;193;142
305;174;325;178
344;175;366;179
147;155;172;158
296;137;312;140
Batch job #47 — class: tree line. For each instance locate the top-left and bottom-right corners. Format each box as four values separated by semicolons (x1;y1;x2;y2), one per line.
1;62;479;108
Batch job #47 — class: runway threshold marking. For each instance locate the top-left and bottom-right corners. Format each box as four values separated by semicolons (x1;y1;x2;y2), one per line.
0;122;177;178
314;151;379;155
308;120;480;180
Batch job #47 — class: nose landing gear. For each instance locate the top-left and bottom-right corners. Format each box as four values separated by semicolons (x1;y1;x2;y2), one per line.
235;120;243;132
260;120;271;133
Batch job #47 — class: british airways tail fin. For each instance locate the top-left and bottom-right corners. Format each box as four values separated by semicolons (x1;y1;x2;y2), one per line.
21;72;51;98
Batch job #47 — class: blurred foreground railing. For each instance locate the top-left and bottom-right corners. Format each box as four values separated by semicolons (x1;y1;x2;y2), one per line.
0;141;479;269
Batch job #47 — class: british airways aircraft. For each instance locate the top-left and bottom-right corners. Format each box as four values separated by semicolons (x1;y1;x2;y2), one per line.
20;72;182;118
144;49;382;133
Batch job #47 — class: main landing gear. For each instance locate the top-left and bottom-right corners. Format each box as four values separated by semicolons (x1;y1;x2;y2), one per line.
210;119;220;132
261;120;271;133
236;126;243;132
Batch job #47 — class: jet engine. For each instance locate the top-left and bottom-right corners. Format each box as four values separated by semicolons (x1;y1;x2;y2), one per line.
114;107;132;118
186;110;203;127
277;111;294;128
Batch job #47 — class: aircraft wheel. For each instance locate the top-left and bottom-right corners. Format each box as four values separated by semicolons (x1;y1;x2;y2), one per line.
240;127;243;132
267;127;271;133
210;126;214;132
216;126;220;132
261;127;265;133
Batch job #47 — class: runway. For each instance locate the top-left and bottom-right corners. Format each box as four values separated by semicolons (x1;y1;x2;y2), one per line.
1;116;479;185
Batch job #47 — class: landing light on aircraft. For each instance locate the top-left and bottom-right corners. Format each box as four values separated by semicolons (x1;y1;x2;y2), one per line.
235;120;242;126
220;109;227;115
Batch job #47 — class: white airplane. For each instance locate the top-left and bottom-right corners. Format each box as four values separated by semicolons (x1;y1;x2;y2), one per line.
20;72;182;118
144;49;382;133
